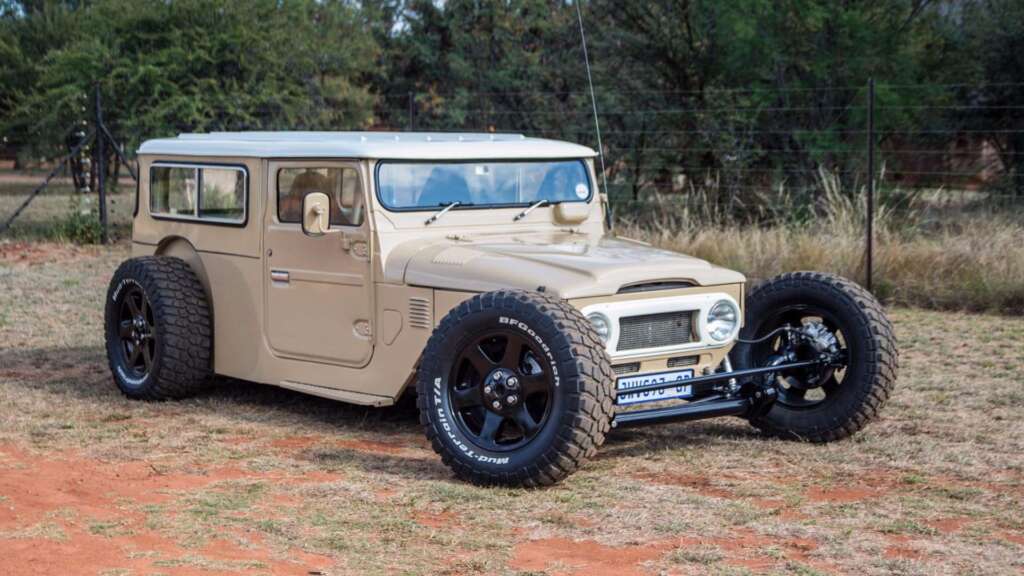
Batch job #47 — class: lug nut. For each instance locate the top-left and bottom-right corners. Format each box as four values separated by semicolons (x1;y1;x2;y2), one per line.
493;372;505;382
484;385;492;394
506;395;517;404
506;377;519;388
491;400;501;410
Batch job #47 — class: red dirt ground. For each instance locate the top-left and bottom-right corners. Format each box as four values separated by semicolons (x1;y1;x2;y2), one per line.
413;509;459;529
633;471;737;499
509;526;837;576
0;241;99;266
334;437;408;455
509;537;668;576
0;443;333;575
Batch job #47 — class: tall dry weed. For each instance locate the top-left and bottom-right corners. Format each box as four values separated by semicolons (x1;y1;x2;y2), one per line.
615;171;1024;313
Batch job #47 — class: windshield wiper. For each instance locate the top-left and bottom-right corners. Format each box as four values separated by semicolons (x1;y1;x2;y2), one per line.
424;201;461;225
513;199;548;222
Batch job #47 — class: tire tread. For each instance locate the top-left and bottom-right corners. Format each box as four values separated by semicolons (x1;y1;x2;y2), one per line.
416;290;614;487
744;272;897;442
104;256;213;400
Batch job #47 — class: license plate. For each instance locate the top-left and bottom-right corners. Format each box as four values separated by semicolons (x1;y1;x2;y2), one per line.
617;369;695;406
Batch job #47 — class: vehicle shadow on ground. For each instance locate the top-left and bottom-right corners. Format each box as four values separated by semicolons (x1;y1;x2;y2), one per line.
2;344;759;476
0;345;416;424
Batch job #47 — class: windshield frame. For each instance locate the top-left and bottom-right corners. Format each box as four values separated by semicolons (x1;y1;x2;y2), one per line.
373;158;594;212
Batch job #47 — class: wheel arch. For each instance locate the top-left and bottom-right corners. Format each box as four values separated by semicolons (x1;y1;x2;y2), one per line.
153;237;216;368
153;236;213;307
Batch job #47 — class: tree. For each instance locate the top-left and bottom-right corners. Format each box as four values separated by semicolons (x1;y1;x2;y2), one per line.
588;0;955;206
3;0;380;160
951;0;1024;195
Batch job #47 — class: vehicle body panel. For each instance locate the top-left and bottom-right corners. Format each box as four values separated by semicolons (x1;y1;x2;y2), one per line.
395;232;744;299
263;159;373;367
130;132;747;407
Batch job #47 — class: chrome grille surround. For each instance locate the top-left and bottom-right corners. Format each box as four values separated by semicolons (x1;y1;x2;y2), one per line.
616;311;694;351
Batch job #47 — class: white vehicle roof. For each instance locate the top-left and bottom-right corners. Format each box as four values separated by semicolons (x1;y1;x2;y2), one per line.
137;131;597;160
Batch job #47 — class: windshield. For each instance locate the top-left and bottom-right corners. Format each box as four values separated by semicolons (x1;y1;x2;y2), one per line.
376;159;591;210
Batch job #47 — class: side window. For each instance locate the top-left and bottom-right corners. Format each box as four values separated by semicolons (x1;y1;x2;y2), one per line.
150;164;246;224
151;166;197;216
277;167;364;227
199;168;245;220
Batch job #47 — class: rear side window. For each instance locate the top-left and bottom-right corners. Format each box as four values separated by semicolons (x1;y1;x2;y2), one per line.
277;167;364;227
150;164;247;224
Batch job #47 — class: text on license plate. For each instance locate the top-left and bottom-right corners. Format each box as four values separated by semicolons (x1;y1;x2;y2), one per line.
616;369;695;406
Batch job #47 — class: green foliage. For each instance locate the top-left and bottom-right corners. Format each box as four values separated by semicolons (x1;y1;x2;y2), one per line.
2;0;379;157
54;194;103;244
1;0;1022;199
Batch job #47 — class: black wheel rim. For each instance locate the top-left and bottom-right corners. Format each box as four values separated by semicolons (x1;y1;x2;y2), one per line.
117;285;156;379
447;329;554;452
751;304;850;410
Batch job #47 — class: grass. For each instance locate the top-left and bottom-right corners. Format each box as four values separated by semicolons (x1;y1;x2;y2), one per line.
3;167;1023;312
0;243;1022;575
0;170;134;241
616;179;1024;314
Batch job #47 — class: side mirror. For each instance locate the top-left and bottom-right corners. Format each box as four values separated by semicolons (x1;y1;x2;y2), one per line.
554;202;590;224
302;192;331;236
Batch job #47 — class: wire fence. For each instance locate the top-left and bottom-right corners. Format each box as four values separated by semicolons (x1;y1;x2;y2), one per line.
372;81;1024;225
2;81;1022;247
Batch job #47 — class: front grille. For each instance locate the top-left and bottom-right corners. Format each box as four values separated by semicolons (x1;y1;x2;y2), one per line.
617;311;694;351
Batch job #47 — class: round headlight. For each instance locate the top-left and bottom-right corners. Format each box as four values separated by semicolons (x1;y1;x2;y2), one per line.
586;312;611;344
706;300;739;342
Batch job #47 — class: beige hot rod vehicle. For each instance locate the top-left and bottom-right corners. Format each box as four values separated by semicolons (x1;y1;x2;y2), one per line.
106;132;897;486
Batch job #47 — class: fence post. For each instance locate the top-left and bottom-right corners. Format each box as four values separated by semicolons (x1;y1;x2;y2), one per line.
95;86;108;245
865;78;875;292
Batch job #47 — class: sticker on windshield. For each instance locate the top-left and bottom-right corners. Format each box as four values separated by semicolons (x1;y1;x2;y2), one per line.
575;183;589;199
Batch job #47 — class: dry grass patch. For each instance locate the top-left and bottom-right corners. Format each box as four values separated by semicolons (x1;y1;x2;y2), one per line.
0;244;1022;574
617;185;1024;313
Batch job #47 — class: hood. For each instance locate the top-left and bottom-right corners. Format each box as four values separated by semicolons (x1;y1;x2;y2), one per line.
394;232;745;299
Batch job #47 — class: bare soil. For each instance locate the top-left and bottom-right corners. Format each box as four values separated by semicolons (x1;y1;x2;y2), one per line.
0;243;1022;575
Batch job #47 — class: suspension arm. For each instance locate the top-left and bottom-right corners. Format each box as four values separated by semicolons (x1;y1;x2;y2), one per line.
613;358;825;402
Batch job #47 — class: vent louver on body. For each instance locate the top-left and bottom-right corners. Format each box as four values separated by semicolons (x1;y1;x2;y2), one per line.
612;362;641;375
667;355;699;368
432;246;481;266
408;297;432;329
617;281;695;294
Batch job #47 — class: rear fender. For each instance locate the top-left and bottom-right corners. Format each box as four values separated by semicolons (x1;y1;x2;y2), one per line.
154;236;213;310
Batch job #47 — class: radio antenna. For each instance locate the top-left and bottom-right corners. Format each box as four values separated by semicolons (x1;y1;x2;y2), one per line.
574;1;610;212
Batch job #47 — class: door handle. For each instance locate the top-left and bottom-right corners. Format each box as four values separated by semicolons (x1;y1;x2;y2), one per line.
270;270;290;283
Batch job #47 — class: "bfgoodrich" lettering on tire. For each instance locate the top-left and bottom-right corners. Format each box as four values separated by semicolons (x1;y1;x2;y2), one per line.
499;316;560;387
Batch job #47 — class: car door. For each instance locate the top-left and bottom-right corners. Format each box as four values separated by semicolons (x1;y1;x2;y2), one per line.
264;160;373;367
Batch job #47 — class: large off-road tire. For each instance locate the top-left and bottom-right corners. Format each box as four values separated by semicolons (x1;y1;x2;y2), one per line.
104;256;213;400
731;272;897;442
417;290;615;487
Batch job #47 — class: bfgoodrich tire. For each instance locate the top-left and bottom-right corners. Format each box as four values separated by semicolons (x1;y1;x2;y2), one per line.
417;290;615;487
104;256;213;400
731;272;897;442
